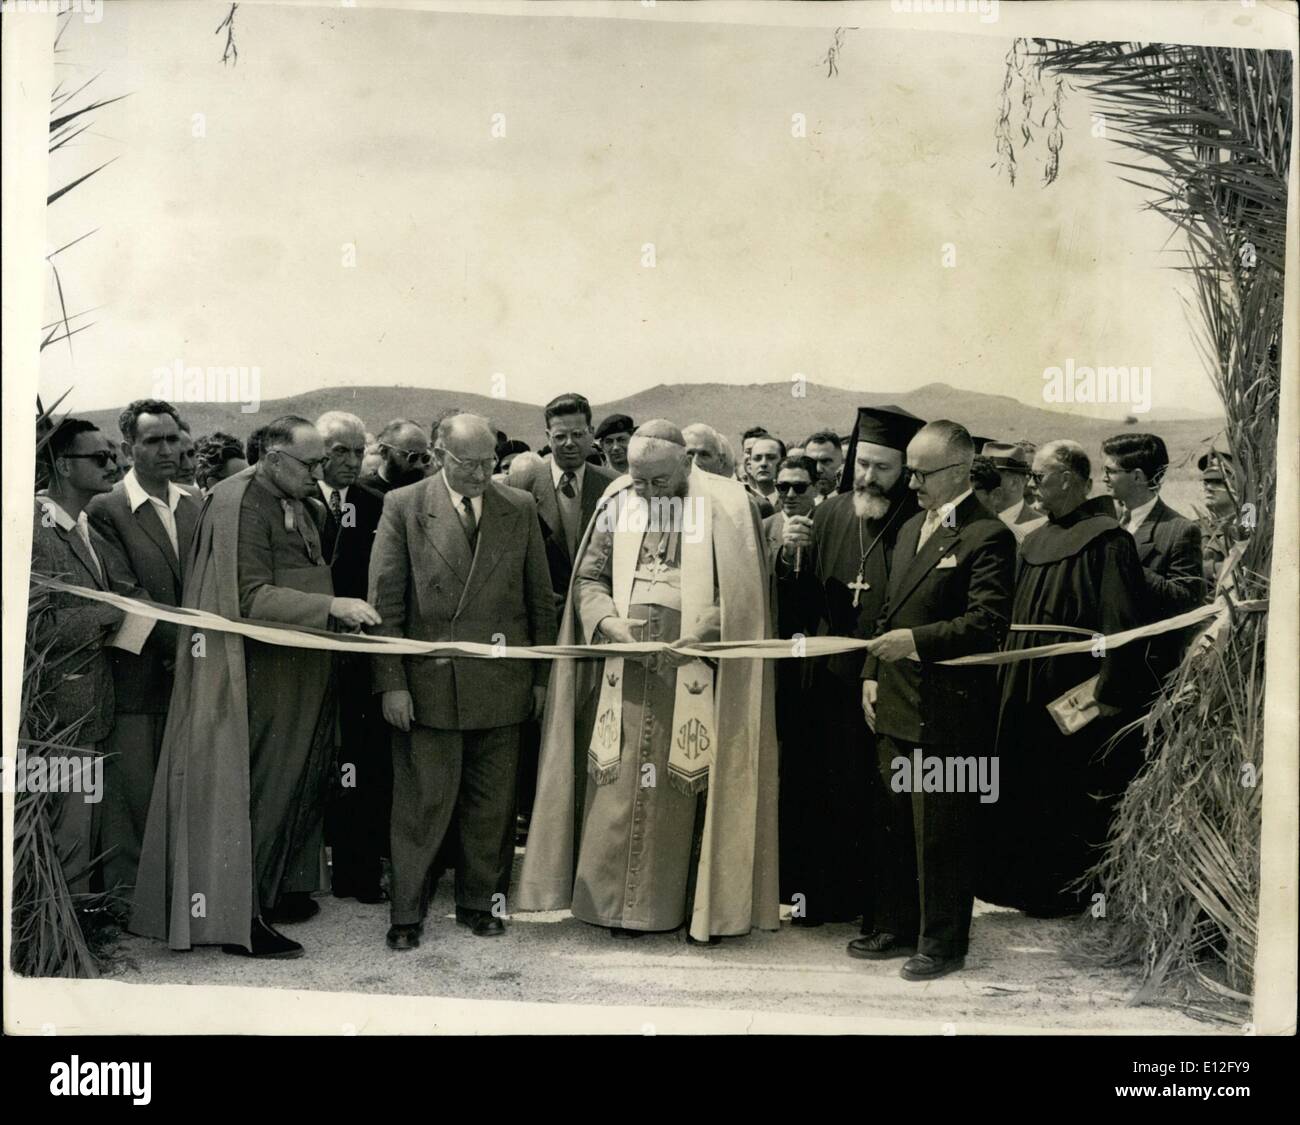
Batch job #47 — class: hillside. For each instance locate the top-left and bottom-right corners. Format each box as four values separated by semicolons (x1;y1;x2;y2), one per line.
76;381;1223;480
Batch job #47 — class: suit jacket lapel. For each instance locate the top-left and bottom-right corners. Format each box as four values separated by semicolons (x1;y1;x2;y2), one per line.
1132;498;1162;563
887;507;963;618
57;523;108;591
458;485;518;614
134;499;182;583
579;469;607;542
175;496;199;578
420;476;473;586
535;461;563;558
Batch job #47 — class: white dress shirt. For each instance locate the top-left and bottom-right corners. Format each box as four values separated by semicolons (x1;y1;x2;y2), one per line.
124;468;185;556
1122;495;1159;533
550;459;586;493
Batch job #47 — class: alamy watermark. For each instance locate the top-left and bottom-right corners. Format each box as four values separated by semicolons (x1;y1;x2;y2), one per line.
890;0;999;23
594;490;708;543
152;359;261;413
1;0;103;22
890;749;999;804
1042;359;1151;414
2;745;103;803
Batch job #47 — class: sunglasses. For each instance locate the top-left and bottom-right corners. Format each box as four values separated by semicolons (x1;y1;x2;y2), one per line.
775;480;811;495
383;443;433;467
61;451;119;468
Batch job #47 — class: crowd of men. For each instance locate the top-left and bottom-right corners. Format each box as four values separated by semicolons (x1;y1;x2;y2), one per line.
29;391;1243;981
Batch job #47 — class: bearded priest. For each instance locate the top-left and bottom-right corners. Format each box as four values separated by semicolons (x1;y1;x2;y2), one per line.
515;420;779;944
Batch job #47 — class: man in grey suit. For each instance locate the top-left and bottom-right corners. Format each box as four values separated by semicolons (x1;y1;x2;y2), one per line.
32;419;127;896
87;399;200;896
369;413;557;951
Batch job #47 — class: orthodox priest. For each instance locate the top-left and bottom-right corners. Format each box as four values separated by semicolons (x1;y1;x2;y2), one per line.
774;405;923;926
131;416;382;958
516;421;779;943
978;440;1157;916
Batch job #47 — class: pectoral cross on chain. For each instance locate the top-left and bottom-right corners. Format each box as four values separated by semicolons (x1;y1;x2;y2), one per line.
848;568;872;608
640;553;672;592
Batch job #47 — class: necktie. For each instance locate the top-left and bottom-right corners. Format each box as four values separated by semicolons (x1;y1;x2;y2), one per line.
916;509;942;554
460;496;479;549
559;471;577;498
328;488;344;525
558;471;580;556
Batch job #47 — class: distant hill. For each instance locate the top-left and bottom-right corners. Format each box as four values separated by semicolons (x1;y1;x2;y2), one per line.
77;381;1224;481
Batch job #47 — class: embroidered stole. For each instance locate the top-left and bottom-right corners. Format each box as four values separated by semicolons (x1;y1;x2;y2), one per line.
588;491;717;794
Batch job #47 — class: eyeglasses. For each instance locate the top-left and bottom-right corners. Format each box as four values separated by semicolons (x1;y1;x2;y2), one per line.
273;448;329;474
1101;466;1134;480
439;448;495;474
905;461;965;486
548;429;591;446
60;451;118;468
381;443;432;467
775;480;811;495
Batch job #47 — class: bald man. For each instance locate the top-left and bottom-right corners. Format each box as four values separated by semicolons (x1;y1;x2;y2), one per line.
368;413;557;950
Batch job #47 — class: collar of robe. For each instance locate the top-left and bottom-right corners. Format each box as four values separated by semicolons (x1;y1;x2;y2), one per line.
1020;494;1124;566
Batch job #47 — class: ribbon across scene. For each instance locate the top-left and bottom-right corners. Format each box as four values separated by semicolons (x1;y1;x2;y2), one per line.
29;575;1265;669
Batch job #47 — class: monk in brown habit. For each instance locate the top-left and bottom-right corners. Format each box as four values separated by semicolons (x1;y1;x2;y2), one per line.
516;421;779;943
131;416;381;958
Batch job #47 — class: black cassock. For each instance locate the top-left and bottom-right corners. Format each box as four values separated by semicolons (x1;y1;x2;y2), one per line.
979;497;1158;914
776;489;916;924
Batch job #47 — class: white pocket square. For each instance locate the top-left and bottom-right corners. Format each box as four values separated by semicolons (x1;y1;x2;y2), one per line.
935;555;958;569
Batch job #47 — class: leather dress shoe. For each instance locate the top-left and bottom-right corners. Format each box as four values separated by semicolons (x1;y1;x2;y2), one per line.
847;931;916;960
265;892;320;925
900;953;966;981
684;932;721;947
386;923;421;951
456;907;505;937
222;918;304;959
790;916;824;928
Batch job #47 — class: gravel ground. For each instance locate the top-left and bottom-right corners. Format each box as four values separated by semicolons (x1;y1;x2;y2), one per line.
104;852;1226;1035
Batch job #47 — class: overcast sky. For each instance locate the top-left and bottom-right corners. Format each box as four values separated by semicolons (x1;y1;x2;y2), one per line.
41;1;1218;418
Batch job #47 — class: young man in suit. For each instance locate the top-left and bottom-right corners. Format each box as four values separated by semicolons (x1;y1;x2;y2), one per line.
32;420;127;896
860;420;1015;982
1101;432;1205;685
368;413;557;951
87;399;200;897
511;395;615;837
315;411;390;904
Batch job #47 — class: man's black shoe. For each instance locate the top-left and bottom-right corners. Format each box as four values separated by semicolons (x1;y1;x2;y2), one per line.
790;916;824;928
609;926;646;939
684;932;721;947
222;918;304;959
900;953;966;981
847;931;916;960
471;915;505;937
265;892;320;924
386;923;421;951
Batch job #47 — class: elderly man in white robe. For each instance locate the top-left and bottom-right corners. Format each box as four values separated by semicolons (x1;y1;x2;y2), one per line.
516;421;779;944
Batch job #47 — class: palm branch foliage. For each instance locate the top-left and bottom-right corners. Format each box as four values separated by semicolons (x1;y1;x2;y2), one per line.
997;39;1290;1015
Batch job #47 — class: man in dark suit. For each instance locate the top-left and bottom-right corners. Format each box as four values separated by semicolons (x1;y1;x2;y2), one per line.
87;400;200;897
859;420;1015;982
1101;432;1205;685
509;394;615;837
368;413;557;951
32;419;127;896
315;411;390;903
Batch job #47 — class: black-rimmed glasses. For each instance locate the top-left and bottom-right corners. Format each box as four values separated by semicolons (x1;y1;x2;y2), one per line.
273;448;329;474
905;461;965;486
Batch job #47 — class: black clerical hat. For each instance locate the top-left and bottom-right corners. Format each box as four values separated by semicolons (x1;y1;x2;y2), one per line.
838;405;926;493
